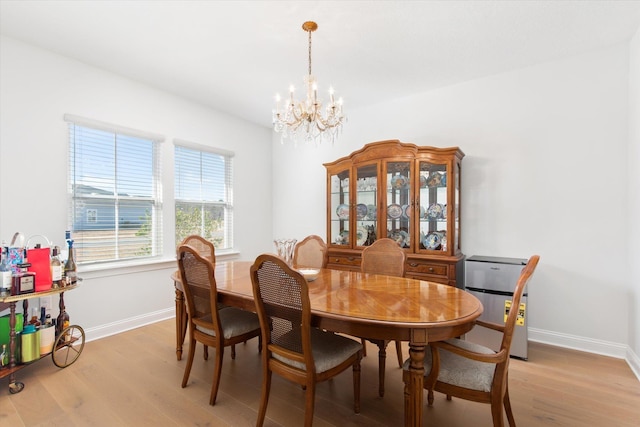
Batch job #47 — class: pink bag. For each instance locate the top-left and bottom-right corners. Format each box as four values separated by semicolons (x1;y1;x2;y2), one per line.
26;235;52;292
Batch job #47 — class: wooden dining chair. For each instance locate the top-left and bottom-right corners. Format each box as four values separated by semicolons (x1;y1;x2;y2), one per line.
250;254;363;427
177;244;262;406
409;255;540;427
180;234;216;263
360;237;406;397
293;234;328;269
178;235;231;360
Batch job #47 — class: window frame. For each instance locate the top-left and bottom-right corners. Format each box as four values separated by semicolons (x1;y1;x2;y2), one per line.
173;140;234;253
65;114;164;266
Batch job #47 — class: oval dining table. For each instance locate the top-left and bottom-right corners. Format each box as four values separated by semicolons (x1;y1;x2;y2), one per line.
172;260;483;427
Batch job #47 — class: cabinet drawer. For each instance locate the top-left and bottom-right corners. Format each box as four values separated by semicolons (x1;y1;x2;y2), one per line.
328;255;361;268
405;260;448;277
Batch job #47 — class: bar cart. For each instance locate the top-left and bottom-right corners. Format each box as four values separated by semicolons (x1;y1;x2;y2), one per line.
0;283;85;394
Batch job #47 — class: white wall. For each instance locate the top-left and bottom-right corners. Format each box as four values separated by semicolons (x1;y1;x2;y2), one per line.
273;43;635;360
0;36;274;338
629;26;640;376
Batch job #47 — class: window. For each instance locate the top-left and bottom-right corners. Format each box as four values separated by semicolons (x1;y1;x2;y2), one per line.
66;115;163;264
174;142;233;251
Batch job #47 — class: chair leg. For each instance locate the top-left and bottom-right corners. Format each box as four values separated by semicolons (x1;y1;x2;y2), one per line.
304;382;316;427
504;385;516;427
361;338;367;357
490;396;505;427
181;337;197;388
209;346;225;406
203;345;208;360
395;340;403;368
353;356;361;414
256;369;272;427
424;345;440;406
231;344;236;359
376;341;387;397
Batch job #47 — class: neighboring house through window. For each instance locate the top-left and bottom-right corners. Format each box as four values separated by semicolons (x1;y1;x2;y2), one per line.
65;114;164;264
174;141;234;251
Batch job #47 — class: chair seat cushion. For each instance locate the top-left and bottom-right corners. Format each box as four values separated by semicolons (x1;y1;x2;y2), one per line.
273;328;362;373
195;307;260;340
403;339;496;392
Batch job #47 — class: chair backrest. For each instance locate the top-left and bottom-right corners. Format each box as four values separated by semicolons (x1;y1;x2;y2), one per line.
177;244;221;332
361;238;406;277
293;235;327;268
501;255;540;355
251;254;315;373
180;235;216;264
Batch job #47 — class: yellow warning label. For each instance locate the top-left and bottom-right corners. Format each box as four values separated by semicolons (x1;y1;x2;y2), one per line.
504;300;511;322
504;300;526;326
517;303;526;326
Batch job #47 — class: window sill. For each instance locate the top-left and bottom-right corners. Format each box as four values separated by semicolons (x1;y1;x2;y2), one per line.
78;250;240;280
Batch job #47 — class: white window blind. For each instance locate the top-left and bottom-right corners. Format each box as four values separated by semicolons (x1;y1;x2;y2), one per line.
174;142;234;251
66;116;163;264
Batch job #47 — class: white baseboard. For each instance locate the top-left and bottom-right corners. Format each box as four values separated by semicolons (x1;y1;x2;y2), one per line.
529;327;639;381
82;308;175;343
627;346;640;380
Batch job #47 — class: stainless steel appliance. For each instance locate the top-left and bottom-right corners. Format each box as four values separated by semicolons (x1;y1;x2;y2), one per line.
464;255;529;360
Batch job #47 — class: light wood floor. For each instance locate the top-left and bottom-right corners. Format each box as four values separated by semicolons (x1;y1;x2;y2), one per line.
2;319;639;426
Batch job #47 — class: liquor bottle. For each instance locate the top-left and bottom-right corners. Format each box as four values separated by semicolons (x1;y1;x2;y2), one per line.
50;246;62;288
63;231;77;284
0;344;7;368
56;303;70;341
29;307;41;328
0;247;12;296
62;311;71;342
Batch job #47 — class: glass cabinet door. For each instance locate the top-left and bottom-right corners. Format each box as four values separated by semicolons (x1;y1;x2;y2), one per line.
355;163;378;247
329;169;350;246
453;159;461;253
385;161;411;249
418;160;448;252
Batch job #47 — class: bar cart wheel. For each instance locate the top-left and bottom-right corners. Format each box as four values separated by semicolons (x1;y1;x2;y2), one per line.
9;381;25;394
51;325;85;368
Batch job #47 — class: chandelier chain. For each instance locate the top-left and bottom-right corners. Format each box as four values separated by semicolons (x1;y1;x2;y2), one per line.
308;29;312;77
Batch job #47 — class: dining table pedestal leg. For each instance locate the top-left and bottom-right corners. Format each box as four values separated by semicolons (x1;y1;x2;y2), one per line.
403;336;426;426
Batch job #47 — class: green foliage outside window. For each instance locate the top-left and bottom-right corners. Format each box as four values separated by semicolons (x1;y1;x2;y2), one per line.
175;205;223;248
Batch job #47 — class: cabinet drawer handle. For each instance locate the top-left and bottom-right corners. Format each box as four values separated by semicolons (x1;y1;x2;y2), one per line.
409;262;418;267
428;267;434;272
347;257;355;261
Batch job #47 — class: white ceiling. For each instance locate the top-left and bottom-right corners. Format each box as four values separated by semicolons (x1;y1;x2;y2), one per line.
2;1;640;128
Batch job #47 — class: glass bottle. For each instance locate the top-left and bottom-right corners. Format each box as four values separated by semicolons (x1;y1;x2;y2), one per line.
0;344;7;368
50;246;62;288
62;312;70;342
0;247;12;296
29;307;41;328
63;231;77;284
56;309;70;342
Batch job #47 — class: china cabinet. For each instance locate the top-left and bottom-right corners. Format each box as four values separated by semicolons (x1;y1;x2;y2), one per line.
324;140;464;287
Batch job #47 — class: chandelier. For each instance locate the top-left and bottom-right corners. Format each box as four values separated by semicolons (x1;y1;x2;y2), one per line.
273;21;345;145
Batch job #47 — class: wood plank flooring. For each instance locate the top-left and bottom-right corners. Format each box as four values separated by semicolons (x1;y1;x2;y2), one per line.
2;319;639;426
